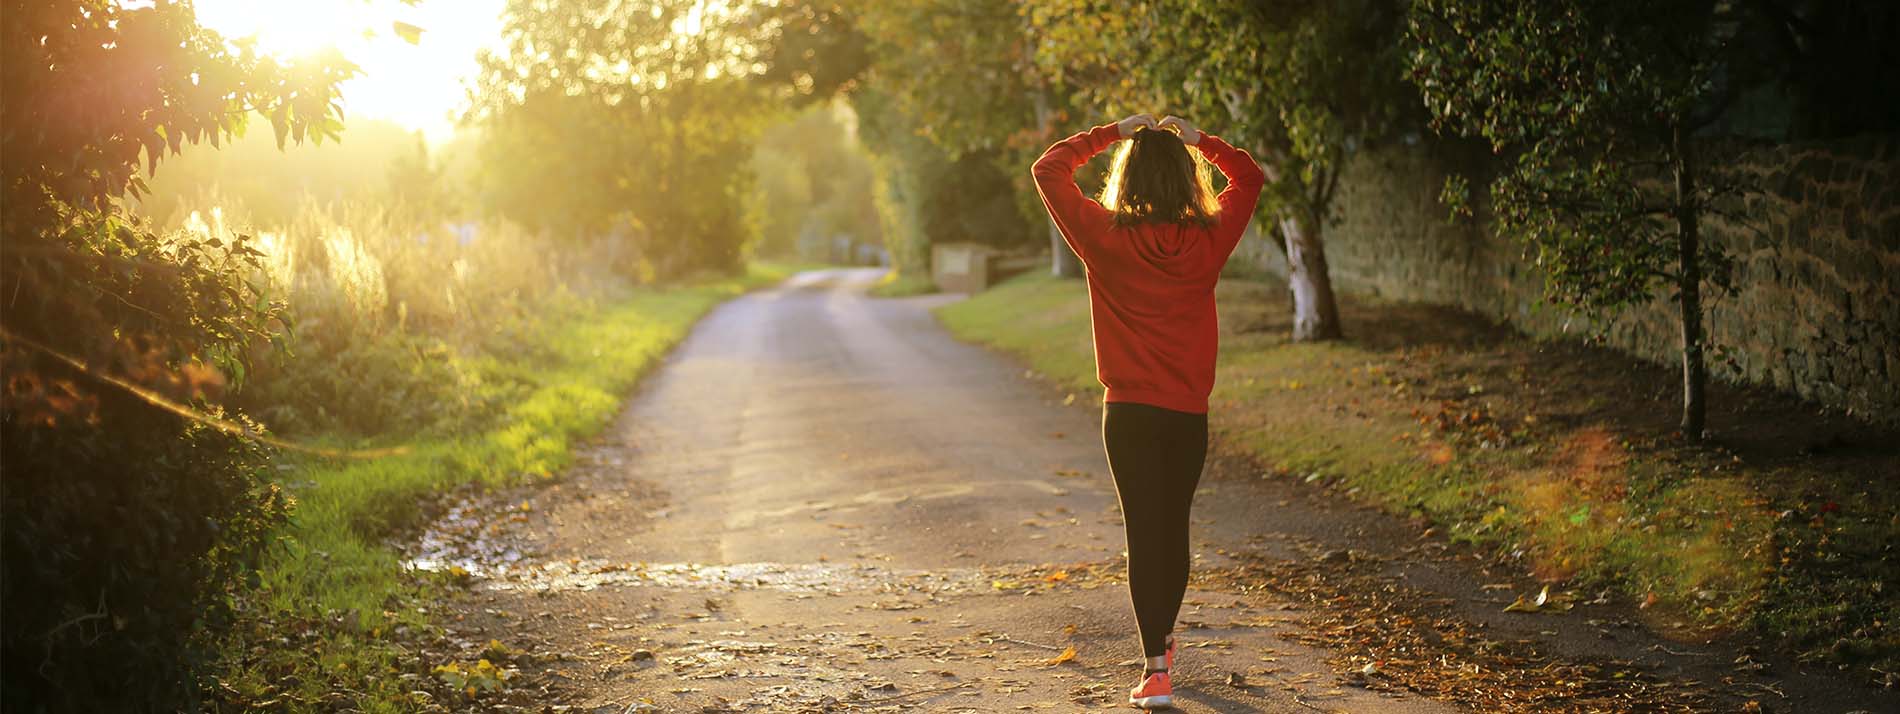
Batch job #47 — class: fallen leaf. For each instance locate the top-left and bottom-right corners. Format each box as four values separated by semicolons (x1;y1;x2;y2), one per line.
1043;646;1077;666
1503;585;1574;614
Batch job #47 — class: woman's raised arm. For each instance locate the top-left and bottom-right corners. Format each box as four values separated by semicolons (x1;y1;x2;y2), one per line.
1031;114;1155;264
1161;115;1265;259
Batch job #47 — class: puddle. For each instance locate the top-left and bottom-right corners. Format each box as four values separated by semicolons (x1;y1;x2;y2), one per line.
426;557;992;595
406;497;531;574
404;480;1091;597
405;497;995;594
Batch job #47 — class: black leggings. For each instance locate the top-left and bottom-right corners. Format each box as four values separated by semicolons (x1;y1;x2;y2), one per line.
1102;401;1209;658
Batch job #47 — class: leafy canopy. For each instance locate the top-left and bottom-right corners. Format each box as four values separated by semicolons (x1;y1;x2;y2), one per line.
468;0;778;275
1026;0;1412;220
1408;0;1734;313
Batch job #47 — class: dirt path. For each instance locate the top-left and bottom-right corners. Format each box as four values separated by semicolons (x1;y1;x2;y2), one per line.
420;268;1892;713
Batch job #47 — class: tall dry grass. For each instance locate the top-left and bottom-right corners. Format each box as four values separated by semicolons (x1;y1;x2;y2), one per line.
161;193;631;438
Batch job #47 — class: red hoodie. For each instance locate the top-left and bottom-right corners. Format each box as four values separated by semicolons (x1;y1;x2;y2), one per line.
1031;123;1266;414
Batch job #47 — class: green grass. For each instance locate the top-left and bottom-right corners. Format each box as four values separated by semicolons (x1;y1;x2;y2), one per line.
937;272;1897;679
211;263;801;712
867;268;940;298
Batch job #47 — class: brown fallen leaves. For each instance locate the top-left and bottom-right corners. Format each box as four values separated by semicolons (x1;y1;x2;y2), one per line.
1194;544;1722;714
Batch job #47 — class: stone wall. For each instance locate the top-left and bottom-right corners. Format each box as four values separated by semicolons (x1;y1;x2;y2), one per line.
1241;135;1899;424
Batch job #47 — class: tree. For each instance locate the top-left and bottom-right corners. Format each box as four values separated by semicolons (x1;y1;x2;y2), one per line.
847;0;1085;277
385;134;457;226
755;1;875;102
751;103;883;260
469;0;775;277
1407;0;1773;439
2;1;351;709
1026;0;1414;340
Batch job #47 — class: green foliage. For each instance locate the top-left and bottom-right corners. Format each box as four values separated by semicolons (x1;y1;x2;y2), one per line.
469;0;775;277
1025;0;1414;223
1;3;354;708
2;411;292;713
867;147;932;276
849;83;1037;271
383;136;460;227
2;0;354;233
850;0;1040;158
845;0;1064;263
751;103;883;259
1405;0;1763;435
755;1;875;103
1407;0;1732;313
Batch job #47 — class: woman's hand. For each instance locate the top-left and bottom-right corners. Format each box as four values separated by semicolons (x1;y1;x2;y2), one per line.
1116;113;1158;138
1158;115;1201;145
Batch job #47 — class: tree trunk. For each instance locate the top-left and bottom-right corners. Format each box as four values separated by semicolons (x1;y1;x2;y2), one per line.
1025;68;1083;280
1281;213;1343;341
1050;217;1084;277
1673;126;1707;440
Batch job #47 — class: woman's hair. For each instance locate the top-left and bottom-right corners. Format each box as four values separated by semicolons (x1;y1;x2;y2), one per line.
1099;126;1219;228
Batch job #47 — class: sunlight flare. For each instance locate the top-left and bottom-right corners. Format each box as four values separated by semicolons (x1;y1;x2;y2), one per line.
191;0;506;141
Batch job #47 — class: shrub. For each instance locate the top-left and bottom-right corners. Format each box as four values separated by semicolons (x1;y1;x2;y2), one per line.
0;407;290;713
1;207;293;713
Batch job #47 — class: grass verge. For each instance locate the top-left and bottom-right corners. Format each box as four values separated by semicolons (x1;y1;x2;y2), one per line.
867;268;938;298
936;272;1899;683
209;263;804;712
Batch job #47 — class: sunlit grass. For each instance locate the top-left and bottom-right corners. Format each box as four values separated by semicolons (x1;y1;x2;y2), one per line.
935;273;1096;396
866;268;939;298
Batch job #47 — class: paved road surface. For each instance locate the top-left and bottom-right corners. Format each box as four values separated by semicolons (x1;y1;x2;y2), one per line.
430;268;1453;712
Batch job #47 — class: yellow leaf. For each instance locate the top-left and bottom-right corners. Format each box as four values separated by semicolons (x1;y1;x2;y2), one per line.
1043;646;1077;666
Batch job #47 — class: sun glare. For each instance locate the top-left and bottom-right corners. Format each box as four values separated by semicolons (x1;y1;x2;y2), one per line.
190;0;506;142
191;0;375;58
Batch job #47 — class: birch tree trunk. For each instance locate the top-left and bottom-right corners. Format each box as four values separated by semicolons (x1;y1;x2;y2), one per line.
1673;125;1706;440
1280;213;1343;341
1237;141;1343;341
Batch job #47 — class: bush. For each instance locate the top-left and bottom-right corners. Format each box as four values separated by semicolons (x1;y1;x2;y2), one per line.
1;407;290;713
159;199;614;440
1;206;292;713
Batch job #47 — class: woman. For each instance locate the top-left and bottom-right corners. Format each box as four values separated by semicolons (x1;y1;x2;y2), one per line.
1031;113;1264;709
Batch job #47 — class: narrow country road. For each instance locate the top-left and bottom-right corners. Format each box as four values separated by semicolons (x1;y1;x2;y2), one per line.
423;268;1890;713
427;268;1452;712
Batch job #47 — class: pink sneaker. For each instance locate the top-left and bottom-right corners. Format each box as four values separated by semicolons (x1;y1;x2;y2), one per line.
1129;671;1174;709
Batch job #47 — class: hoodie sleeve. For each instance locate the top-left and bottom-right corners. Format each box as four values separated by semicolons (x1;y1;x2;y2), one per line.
1194;133;1267;260
1032;123;1122;266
